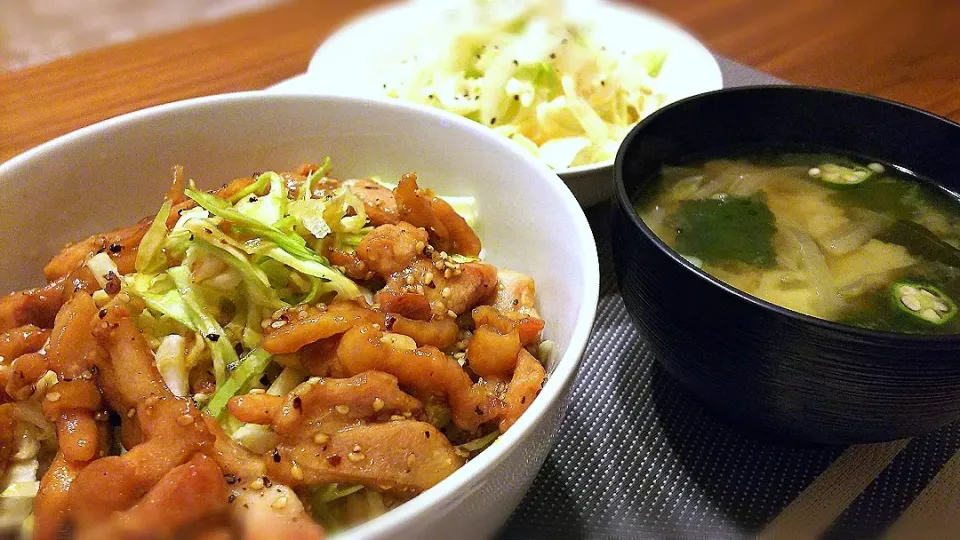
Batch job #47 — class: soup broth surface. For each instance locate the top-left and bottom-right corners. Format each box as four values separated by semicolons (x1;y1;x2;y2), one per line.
636;152;960;334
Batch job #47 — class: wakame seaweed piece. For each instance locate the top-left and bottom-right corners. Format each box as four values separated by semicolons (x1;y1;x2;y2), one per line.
878;220;960;267
890;281;958;325
673;196;777;266
831;177;923;220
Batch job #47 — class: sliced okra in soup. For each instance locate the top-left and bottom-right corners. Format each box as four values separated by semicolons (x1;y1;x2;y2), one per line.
891;281;958;325
809;162;882;187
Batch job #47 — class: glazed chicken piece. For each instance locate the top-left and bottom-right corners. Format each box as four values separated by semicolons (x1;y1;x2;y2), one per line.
393;173;481;257
233;482;325;540
75;453;229;540
262;301;385;355
0;266;98;333
229;371;463;493
54;302;321;540
376;258;498;319
337;323;545;433
42;218;152;281
491;269;541;320
355;222;429;279
345;178;400;226
0;324;50;402
0;324;50;361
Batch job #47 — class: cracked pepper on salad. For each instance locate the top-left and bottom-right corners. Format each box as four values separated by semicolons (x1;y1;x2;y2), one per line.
0;160;549;538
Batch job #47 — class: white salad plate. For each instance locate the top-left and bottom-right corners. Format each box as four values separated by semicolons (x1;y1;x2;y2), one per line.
278;0;723;208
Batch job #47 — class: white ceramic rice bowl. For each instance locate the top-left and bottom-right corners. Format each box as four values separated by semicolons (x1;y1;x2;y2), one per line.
0;93;600;540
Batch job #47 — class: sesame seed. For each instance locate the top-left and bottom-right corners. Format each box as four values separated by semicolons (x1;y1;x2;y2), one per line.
290;463;304;481
353;444;362;453
415;241;426;252
424;272;434;285
405;275;415;285
45;392;61;402
444;269;452;279
407;454;416;466
313;433;330;445
271;496;288;510
249;388;266;395
390;414;405;421
176;414;194;426
127;408;136;418
270;320;286;329
373;397;385;412
347;452;366;462
248;478;265;490
441;287;451;298
447;310;458;319
335;405;350;415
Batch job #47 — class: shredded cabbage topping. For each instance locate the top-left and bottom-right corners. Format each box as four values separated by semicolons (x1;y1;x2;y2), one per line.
380;0;668;169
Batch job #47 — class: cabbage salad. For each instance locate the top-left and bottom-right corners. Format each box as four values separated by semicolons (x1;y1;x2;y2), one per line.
380;0;669;169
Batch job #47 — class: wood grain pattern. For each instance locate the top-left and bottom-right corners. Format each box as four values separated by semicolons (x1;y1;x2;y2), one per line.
2;0;960;162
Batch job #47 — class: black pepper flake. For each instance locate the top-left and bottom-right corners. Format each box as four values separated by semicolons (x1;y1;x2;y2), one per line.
188;233;195;241
249;196;259;203
549;53;556;59
206;333;220;342
234;342;244;356
104;272;121;295
224;474;237;484
252;172;261;179
490;117;497;125
262;476;272;488
108;243;122;253
513;95;520;101
424;430;431;439
293;397;302;410
384;314;397;331
272;450;281;463
98;309;108;319
326;454;342;467
600;80;606;86
512;59;519;66
228;493;237;504
475;406;483;415
512;299;519;306
561;38;568;45
521;396;527;404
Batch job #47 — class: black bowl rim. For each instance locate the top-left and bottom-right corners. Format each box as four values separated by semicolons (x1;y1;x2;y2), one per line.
613;84;960;344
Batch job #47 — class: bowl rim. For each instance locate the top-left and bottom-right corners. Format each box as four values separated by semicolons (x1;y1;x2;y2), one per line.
304;0;723;179
0;91;602;537
613;84;960;344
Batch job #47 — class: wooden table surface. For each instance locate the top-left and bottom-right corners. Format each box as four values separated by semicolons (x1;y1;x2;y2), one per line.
2;0;959;163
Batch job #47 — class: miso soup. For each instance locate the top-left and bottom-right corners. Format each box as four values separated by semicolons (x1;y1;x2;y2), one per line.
635;153;960;334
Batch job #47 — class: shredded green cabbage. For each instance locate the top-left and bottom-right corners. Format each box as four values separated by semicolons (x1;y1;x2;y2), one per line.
204;347;273;418
135;199;172;274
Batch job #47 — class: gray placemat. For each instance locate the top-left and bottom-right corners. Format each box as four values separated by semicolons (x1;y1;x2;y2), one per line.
499;60;960;539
